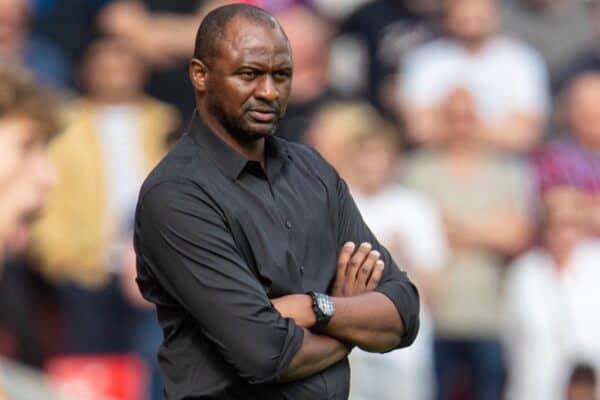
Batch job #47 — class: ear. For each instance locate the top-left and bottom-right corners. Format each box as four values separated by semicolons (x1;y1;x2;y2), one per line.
189;58;209;92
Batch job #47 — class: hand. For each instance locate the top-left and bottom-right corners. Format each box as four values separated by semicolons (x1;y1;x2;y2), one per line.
330;242;384;297
272;294;315;328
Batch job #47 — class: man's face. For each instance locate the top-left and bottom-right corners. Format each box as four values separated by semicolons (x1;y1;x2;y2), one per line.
202;17;293;142
0;114;56;234
445;0;498;44
567;75;600;150
82;40;146;103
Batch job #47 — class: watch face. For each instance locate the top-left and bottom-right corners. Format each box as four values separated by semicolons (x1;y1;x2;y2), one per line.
316;294;335;317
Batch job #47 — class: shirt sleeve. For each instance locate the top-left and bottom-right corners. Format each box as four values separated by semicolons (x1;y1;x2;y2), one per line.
503;43;550;117
336;177;420;349
399;43;449;108
135;180;304;384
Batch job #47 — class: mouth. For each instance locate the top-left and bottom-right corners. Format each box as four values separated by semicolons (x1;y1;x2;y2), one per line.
247;108;278;123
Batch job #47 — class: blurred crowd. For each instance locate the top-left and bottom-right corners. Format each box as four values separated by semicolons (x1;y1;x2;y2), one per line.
1;0;600;399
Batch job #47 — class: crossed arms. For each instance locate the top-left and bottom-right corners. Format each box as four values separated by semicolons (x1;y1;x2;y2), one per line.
274;241;408;382
136;178;419;385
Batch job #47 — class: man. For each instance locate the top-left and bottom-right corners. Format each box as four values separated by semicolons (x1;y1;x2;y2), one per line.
400;0;549;152
0;0;70;89
32;37;178;355
0;64;58;369
0;64;58;262
404;87;532;400
134;4;420;399
503;197;600;400
532;72;600;237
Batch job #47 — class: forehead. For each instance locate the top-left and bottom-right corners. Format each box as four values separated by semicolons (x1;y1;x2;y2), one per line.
216;17;291;64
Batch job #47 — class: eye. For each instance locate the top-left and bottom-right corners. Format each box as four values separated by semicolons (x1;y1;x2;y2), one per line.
274;70;292;81
239;70;257;80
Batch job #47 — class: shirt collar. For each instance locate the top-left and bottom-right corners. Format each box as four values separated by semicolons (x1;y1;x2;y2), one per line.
188;112;291;180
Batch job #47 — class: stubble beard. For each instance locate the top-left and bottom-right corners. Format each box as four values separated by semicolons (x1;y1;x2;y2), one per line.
207;99;280;145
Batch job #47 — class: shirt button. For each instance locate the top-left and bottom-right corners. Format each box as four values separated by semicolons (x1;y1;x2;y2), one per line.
285;220;292;230
299;265;305;274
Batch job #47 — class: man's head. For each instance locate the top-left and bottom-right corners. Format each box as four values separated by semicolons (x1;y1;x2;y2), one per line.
444;0;498;49
0;0;30;46
274;5;331;104
0;65;58;251
566;364;597;400
79;37;147;104
564;72;600;150
441;86;481;145
190;4;292;144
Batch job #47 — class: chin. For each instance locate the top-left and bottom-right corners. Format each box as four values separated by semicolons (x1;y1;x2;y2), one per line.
246;122;278;138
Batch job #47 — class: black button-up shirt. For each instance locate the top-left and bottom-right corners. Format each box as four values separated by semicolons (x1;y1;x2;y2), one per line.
134;115;420;400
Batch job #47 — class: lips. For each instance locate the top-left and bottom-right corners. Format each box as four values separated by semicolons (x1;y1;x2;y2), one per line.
247;108;278;123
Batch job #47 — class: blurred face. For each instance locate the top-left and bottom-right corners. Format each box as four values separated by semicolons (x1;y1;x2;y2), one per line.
442;88;479;143
567;75;600;150
0;0;28;41
445;0;497;45
82;41;146;103
353;137;397;195
193;17;293;142
0;114;56;242
275;6;329;100
566;382;597;400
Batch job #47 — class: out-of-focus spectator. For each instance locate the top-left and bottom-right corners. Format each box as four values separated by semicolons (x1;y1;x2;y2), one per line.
400;0;549;152
332;0;438;114
273;3;338;143
0;64;58;263
97;0;207;116
0;0;70;89
404;87;533;400
305;103;363;181
566;364;598;400
0;64;59;367
503;196;600;400
31;37;177;357
307;101;447;400
501;0;594;83
532;72;600;236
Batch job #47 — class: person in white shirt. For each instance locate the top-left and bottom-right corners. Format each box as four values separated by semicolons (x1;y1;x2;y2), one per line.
399;0;549;152
307;101;448;400
504;195;600;400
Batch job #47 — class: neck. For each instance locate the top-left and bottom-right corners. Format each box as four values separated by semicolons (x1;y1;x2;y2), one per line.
459;36;489;53
197;108;265;165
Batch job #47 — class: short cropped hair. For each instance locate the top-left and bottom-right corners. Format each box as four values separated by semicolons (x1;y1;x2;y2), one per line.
194;4;280;65
0;64;61;139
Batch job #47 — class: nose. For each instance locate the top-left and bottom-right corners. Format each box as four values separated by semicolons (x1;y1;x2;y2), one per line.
254;74;279;103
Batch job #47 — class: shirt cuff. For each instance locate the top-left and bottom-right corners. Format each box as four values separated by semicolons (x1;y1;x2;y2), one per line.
272;319;305;382
374;279;420;350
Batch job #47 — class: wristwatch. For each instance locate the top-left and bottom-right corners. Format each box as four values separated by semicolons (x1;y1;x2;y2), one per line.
309;291;335;332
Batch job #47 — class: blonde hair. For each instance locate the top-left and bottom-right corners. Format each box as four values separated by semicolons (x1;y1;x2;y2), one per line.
311;101;401;150
0;64;61;139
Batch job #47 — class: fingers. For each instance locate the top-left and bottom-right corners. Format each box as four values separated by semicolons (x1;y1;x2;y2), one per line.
346;242;372;284
336;242;355;278
355;249;380;289
365;260;384;291
331;242;355;296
